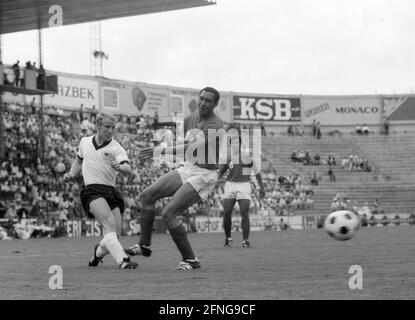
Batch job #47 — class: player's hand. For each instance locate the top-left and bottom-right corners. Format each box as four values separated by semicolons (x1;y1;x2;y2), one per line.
138;147;155;162
63;172;74;182
259;189;266;199
111;161;121;171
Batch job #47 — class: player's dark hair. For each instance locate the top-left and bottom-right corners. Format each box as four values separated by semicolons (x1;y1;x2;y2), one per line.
199;87;220;104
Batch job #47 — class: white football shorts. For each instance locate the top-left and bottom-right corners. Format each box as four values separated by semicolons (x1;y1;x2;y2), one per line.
223;181;251;200
176;162;217;200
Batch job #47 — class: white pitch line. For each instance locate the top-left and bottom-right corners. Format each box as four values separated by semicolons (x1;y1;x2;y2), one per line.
0;251;86;259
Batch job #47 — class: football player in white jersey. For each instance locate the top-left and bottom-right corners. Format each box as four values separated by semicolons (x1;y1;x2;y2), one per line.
64;113;137;269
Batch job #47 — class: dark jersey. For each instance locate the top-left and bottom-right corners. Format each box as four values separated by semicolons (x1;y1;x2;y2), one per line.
183;111;224;170
225;154;253;182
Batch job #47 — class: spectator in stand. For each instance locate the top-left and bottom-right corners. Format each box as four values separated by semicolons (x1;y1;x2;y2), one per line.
6;204;17;220
314;153;321;165
371;198;383;215
153;111;159;130
310;171;319;186
90;105;98;123
260;121;267;136
0;200;7;218
25;61;34;70
303;150;312;165
328;166;336;182
279;218;292;230
37;64;46;90
291;150;299;162
294;124;303;136
382;116;389;135
316;122;322;139
11;60;20;86
287;125;294;137
328;125;342;137
79;104;84;123
311;119;317;137
328;153;336;166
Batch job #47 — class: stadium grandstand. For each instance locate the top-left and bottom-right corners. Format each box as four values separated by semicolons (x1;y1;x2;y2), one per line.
2;65;415;239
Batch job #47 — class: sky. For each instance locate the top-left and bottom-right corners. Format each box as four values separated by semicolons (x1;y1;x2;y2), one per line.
1;0;415;95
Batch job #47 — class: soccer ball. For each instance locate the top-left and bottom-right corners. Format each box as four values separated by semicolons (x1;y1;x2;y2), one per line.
324;210;360;241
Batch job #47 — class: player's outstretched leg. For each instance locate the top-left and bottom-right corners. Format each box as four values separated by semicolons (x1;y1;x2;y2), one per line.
90;199;138;269
89;242;107;266
223;198;236;247
239;199;251;248
125;171;182;257
124;206;155;257
162;183;201;270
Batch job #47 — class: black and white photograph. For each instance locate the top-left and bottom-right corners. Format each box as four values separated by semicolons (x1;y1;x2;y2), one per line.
0;0;414;307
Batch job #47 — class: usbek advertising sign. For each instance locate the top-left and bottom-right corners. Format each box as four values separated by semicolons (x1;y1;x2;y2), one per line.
301;96;381;125
232;94;301;122
26;73;99;110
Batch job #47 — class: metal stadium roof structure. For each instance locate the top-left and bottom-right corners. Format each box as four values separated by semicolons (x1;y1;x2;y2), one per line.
0;0;216;34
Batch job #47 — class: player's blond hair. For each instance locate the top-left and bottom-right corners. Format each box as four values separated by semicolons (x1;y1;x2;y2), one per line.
96;112;117;126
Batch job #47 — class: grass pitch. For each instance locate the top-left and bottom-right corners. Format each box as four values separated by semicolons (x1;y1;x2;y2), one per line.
0;226;414;300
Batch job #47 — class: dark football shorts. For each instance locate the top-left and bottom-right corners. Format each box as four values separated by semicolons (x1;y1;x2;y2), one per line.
80;184;125;219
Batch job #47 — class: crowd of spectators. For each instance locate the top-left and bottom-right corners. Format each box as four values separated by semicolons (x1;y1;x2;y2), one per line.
341;155;371;172
3;61;47;90
330;191;384;217
256;166;315;217
5;100;396;239
291;149;371;174
287;124;304;137
291;149;323;166
1;102;315;239
355;124;370;136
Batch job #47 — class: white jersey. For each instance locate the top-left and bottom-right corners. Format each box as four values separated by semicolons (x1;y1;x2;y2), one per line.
77;135;129;187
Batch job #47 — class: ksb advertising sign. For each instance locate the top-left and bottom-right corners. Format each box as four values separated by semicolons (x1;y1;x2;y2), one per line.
169;87;232;122
232;94;301;122
302;96;381;125
101;80;169;117
27;75;99;110
382;96;415;121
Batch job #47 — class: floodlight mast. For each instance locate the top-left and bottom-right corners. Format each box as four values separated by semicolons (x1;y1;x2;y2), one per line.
37;20;45;163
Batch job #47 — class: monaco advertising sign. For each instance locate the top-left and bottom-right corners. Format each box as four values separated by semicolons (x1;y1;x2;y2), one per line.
232;94;301;122
382;96;415;121
301;96;381;125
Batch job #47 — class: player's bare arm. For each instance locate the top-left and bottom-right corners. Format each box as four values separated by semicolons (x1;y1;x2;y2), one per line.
111;161;131;175
63;157;83;182
217;163;229;182
253;161;265;198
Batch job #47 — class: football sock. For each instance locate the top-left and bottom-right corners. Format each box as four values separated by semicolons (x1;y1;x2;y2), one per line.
242;215;250;241
102;232;128;265
169;224;195;261
139;208;156;247
223;211;232;239
96;238;109;258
